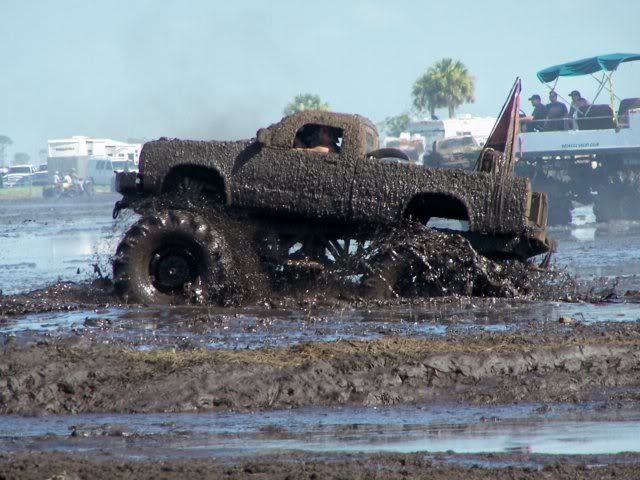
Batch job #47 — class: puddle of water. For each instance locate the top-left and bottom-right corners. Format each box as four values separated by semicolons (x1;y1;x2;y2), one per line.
552;220;640;279
1;404;639;458
0;199;128;294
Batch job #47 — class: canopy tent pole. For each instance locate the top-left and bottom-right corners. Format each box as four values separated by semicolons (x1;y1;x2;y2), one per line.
584;72;609;116
589;72;621;102
609;74;617;127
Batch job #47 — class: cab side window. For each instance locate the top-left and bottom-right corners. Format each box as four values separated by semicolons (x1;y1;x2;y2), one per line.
293;124;343;154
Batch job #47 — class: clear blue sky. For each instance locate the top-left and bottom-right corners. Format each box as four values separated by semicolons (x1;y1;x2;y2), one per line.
2;0;639;161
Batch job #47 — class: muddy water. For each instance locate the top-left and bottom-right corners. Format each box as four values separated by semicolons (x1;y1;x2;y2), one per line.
549;206;640;281
1;404;639;458
0;196;128;294
2;300;640;350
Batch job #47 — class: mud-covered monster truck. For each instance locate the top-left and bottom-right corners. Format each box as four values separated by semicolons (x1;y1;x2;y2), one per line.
113;110;552;304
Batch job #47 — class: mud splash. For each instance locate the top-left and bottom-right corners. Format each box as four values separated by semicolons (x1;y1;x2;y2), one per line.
3;300;640;352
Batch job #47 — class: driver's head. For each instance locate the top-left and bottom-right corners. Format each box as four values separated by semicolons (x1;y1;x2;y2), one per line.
549;91;558;102
319;126;332;146
319;126;339;146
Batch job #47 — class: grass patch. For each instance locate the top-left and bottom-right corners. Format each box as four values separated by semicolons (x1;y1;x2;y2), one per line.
0;186;44;200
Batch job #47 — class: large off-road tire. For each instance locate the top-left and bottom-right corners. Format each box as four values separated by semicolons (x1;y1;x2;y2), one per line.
113;210;236;305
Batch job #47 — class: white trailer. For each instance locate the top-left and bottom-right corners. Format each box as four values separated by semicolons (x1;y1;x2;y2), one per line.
407;114;496;150
47;136;141;189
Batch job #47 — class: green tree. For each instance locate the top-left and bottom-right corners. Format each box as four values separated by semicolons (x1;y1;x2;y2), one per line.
0;135;12;167
283;93;330;116
412;58;475;118
13;152;30;165
381;113;411;137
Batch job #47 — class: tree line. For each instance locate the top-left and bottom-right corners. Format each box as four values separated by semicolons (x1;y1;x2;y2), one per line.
284;57;475;137
0;135;33;167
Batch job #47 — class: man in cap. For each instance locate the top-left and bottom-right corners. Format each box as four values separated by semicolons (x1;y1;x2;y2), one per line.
523;94;547;132
544;91;569;131
568;90;590;118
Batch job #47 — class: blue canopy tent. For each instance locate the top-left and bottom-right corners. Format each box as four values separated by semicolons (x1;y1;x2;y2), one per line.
537;53;640;83
535;53;640;124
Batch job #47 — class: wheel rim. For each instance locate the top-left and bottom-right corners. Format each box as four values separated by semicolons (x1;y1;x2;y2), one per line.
149;245;200;293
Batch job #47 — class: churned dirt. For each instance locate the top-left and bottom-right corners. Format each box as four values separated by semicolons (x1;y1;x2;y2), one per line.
2;321;639;415
0;281;115;317
2;451;640;479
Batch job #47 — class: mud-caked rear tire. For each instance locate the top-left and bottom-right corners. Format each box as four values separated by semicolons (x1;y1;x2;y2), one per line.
113;210;236;305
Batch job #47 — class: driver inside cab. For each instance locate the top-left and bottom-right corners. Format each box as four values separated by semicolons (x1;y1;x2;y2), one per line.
294;125;341;153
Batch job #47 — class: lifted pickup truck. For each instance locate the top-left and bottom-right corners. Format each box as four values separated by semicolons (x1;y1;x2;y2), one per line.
113;110;551;304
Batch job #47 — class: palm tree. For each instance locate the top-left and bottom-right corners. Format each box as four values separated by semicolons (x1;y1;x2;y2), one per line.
283;93;330;116
412;58;475;118
0;135;12;167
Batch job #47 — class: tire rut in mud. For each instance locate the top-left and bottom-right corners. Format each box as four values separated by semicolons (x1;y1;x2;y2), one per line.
3;451;640;480
2;322;639;415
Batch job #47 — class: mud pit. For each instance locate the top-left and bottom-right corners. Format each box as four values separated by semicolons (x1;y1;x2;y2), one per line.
4;451;640;480
2;200;640;477
2;322;640;415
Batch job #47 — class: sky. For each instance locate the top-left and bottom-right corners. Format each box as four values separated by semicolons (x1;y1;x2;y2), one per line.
2;0;639;161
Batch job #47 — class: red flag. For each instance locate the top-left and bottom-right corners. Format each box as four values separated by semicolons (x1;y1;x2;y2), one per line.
477;78;521;175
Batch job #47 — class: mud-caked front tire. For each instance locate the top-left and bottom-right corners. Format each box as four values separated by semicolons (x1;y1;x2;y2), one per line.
113;210;237;305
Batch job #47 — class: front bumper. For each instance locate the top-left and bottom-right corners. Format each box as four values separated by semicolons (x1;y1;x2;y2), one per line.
115;171;138;194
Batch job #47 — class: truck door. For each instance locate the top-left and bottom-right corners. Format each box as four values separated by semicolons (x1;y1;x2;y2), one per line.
232;123;356;222
231;142;304;216
294;133;356;223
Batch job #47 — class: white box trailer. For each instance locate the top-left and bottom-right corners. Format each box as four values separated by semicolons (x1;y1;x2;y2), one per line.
407;114;496;150
47;136;141;187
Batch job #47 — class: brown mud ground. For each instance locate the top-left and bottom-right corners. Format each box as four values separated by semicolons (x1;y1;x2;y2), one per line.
2;451;640;479
2;321;639;415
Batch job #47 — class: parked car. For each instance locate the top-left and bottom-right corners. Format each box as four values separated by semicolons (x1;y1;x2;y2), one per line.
1;165;38;187
13;171;51;187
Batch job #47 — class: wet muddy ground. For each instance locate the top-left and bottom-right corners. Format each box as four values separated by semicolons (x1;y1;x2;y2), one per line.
1;200;640;478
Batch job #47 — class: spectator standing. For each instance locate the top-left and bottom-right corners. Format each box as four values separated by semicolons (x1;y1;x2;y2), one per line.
544;91;569;131
523;94;547;132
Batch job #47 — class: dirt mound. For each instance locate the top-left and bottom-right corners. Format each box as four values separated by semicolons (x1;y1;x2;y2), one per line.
3;451;640;480
0;280;115;317
2;322;640;415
